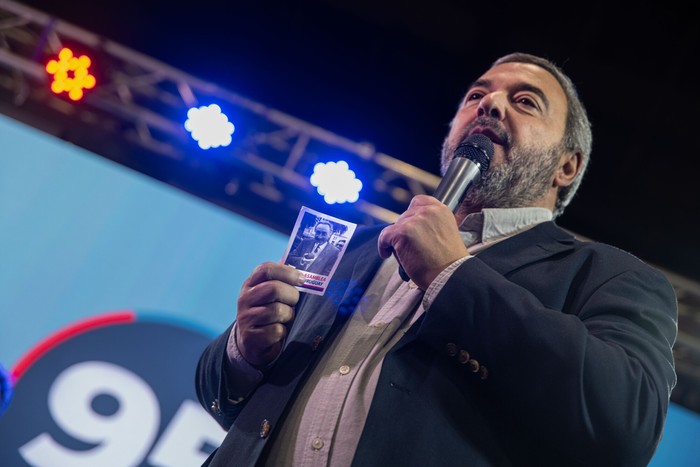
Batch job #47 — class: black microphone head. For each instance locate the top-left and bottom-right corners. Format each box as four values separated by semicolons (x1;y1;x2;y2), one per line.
454;133;493;174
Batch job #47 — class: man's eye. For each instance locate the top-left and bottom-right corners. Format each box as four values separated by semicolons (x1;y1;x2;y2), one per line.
467;91;483;101
516;96;537;107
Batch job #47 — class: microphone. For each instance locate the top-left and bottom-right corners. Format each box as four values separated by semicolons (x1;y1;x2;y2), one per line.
433;133;494;211
398;133;494;281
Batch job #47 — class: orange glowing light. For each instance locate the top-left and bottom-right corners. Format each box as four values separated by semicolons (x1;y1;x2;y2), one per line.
45;47;97;101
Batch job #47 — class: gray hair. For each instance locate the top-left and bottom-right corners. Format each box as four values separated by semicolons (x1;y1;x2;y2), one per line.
492;53;593;218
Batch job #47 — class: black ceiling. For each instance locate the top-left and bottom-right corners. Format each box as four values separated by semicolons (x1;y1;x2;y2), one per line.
18;0;700;283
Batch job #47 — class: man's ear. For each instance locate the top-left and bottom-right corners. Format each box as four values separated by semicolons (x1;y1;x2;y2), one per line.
553;151;583;188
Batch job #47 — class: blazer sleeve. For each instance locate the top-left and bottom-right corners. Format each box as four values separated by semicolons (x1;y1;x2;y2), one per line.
286;238;311;267
195;224;386;434
427;246;678;465
195;324;243;430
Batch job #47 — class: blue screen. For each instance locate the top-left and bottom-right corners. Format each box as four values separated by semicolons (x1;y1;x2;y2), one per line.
0;113;697;465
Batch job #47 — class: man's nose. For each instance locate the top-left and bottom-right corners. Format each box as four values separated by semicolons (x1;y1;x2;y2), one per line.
477;92;506;120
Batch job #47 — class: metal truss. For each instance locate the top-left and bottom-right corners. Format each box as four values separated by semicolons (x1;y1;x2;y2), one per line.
0;0;440;229
1;0;700;414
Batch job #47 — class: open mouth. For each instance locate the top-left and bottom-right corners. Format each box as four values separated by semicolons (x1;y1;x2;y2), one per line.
469;127;507;148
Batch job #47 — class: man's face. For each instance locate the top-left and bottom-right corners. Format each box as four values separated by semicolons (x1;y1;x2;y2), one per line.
314;224;331;243
441;62;569;211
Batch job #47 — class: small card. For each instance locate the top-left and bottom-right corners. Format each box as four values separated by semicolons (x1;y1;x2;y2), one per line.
281;206;357;295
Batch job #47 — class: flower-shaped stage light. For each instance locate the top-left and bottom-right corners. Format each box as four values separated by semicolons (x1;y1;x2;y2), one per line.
45;47;97;101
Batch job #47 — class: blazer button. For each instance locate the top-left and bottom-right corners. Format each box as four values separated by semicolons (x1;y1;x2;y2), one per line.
211;399;221;416
311;335;323;351
446;343;458;357
479;365;489;380
458;350;470;364
260;419;271;438
467;359;480;373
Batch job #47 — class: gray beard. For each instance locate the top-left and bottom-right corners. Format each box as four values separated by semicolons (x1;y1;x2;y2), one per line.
441;133;562;212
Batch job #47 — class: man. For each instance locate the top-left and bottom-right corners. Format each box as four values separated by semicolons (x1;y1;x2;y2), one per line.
286;220;339;276
196;53;678;466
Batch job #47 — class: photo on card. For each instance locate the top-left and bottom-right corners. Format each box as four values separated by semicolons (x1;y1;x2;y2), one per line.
281;206;357;295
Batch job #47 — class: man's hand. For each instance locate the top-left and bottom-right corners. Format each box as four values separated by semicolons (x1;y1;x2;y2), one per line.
236;262;305;368
378;195;469;289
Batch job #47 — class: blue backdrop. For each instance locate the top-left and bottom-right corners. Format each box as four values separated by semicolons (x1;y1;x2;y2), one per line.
0;114;696;465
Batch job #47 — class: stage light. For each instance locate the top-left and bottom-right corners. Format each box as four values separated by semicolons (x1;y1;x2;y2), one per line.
184;104;235;150
310;160;363;204
45;47;96;101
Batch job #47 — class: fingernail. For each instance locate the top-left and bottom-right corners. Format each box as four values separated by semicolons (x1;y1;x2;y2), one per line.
297;273;306;284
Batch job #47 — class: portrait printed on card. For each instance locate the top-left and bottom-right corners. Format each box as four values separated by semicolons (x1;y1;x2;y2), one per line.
281;206;357;295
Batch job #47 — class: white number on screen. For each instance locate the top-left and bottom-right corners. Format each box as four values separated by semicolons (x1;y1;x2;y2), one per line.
18;361;225;467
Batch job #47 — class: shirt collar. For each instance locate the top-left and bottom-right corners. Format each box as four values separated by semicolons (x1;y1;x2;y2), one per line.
459;207;553;248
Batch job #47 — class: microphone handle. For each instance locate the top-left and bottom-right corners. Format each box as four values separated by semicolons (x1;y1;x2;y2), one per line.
397;156;482;282
433;158;484;212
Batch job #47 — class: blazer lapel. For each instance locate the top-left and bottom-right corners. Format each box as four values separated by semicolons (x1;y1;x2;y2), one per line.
286;225;385;345
394;222;577;351
474;221;576;275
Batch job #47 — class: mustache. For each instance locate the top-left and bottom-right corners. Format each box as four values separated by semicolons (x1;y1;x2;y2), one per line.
459;117;511;150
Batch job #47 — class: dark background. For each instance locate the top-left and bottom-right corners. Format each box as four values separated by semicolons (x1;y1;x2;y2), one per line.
17;0;700;283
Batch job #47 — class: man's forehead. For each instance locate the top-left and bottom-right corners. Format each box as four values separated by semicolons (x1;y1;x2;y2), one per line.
477;62;565;99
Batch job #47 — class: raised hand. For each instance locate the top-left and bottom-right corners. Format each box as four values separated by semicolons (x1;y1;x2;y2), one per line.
378;195;469;290
235;262;306;368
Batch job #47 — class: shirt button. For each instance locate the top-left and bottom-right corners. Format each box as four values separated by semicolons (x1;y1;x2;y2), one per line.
372;321;385;328
408;281;418;289
311;437;324;450
339;365;350;375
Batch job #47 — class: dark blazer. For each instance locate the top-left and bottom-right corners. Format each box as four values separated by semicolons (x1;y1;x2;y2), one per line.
196;221;678;466
286;237;340;275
